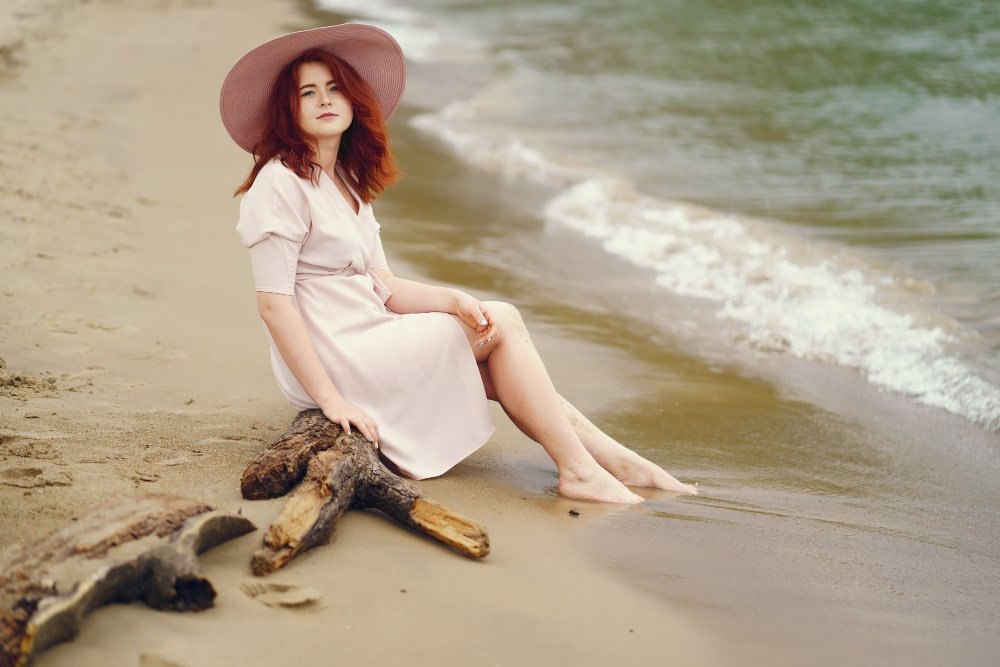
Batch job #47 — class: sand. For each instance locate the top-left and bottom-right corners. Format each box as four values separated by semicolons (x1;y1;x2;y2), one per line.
0;1;721;664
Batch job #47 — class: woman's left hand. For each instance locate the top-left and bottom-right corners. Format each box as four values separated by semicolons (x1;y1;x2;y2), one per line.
453;292;498;347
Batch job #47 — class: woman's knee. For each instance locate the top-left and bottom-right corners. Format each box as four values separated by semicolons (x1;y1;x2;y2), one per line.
484;300;524;330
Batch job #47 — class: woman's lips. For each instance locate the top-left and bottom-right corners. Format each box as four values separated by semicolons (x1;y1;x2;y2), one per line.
318;113;337;119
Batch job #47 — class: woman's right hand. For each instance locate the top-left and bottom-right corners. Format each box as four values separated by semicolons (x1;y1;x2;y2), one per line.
319;395;379;446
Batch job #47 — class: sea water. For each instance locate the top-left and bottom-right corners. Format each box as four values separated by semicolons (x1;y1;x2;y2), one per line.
320;0;1000;432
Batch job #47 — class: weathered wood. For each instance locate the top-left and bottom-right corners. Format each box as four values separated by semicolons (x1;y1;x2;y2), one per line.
0;494;255;667
245;411;489;575
240;409;343;500
356;465;490;559
251;448;361;576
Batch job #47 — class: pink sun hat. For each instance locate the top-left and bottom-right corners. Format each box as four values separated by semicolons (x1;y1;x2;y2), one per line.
219;23;406;153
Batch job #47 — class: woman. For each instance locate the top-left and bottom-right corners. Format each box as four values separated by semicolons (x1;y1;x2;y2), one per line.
220;24;695;503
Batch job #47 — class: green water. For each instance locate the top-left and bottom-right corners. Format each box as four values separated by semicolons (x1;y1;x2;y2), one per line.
448;0;1000;329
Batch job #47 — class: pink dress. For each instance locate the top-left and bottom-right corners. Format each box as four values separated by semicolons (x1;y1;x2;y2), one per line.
237;159;494;479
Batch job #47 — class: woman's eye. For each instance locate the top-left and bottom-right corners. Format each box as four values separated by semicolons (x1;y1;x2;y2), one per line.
329;85;339;93
301;90;314;97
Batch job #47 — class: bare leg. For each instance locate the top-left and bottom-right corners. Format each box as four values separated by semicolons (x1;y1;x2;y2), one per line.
478;363;695;494
557;396;697;494
457;302;642;504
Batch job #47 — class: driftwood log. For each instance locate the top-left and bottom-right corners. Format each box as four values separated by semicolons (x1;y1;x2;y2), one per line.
0;494;255;667
242;409;489;575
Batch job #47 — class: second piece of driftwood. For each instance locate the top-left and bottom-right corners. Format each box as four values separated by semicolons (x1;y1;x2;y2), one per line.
242;410;489;575
0;493;255;667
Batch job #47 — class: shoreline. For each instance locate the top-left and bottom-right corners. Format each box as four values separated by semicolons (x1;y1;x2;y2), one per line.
3;1;998;666
0;1;719;665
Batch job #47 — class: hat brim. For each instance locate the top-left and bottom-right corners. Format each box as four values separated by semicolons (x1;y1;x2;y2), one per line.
219;23;405;153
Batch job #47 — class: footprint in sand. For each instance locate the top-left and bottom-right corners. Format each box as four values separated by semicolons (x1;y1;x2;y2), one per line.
3;432;68;460
0;466;72;488
1;467;42;480
40;311;83;335
40;311;139;337
132;471;160;484
7;440;59;460
195;435;250;447
143;453;194;467
240;581;320;608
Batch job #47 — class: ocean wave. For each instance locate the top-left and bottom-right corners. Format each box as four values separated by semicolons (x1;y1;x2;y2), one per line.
546;178;1000;431
411;101;1000;431
411;102;590;185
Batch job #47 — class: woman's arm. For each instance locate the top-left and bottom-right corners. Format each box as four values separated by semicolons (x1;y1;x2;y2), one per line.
374;268;497;346
376;269;460;315
256;292;379;444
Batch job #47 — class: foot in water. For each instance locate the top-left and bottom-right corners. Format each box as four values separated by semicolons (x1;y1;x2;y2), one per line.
555;395;696;495
599;448;697;494
558;461;644;504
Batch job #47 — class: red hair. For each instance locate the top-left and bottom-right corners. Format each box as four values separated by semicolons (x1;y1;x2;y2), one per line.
235;48;399;201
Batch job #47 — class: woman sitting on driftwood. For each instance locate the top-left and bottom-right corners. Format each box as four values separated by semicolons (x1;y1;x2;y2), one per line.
219;23;696;504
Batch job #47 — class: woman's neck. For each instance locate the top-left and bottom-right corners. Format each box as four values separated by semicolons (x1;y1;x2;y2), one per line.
311;137;342;175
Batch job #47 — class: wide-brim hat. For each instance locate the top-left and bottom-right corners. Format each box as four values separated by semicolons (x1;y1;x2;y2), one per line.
220;23;406;153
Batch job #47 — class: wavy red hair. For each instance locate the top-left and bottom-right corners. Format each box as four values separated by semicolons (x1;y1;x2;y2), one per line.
235;48;399;201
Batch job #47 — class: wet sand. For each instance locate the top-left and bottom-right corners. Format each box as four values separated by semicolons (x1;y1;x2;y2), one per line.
0;0;718;665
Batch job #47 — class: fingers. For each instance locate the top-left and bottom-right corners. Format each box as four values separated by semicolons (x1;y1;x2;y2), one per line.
474;321;500;348
355;416;379;446
322;399;379;446
477;304;492;332
468;308;488;333
335;415;378;446
461;300;490;333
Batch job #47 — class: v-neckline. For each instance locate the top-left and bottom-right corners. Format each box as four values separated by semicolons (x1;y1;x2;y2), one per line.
323;167;361;216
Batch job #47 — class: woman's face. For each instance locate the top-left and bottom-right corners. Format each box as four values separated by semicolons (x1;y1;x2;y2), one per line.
295;61;353;144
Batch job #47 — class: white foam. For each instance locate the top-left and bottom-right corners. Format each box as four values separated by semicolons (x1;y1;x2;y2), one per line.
317;0;413;23
411;101;591;185
544;178;1000;431
317;0;450;63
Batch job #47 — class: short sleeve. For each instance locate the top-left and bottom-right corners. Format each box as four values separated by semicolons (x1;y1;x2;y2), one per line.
370;224;390;271
236;160;311;247
248;234;299;295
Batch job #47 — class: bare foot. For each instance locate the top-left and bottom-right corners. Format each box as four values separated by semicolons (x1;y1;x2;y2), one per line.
599;449;698;495
558;461;644;504
553;396;696;495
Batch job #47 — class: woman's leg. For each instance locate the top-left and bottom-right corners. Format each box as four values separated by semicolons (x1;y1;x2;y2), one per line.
457;302;643;504
556;396;696;493
479;363;696;494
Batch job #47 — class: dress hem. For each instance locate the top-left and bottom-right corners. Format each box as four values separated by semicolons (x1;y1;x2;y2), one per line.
400;424;497;481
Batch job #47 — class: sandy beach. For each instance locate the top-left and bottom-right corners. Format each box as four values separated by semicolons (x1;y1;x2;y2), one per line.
0;1;719;664
4;0;1000;665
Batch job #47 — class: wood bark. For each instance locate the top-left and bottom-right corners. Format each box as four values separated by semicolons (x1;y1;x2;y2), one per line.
0;494;255;667
243;409;489;575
